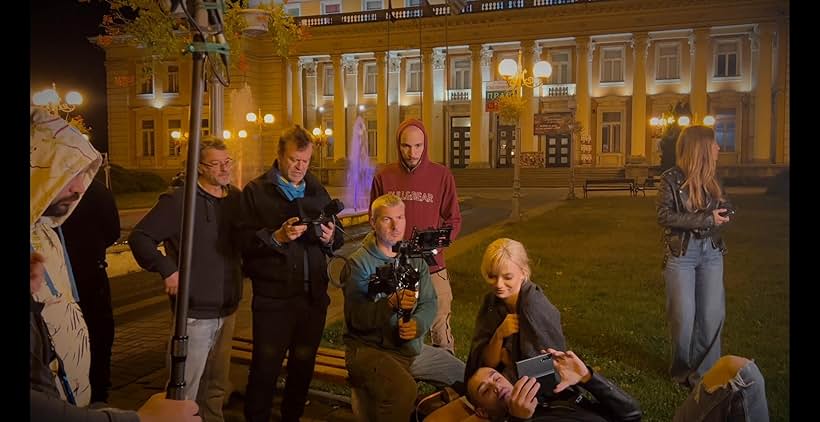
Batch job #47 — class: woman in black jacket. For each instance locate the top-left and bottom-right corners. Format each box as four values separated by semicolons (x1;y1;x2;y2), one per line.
656;125;734;389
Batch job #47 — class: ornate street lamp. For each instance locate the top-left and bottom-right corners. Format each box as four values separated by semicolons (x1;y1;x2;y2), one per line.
498;49;551;221
246;109;274;177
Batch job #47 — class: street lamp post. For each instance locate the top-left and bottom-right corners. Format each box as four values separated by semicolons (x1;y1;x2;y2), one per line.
32;82;83;121
246;109;275;179
312;125;333;183
497;49;552;221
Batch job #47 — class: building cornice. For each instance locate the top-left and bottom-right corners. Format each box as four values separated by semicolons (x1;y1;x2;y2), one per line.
289;0;786;56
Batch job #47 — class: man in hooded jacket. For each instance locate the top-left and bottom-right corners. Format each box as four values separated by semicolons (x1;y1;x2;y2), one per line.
30;106;102;406
370;118;463;356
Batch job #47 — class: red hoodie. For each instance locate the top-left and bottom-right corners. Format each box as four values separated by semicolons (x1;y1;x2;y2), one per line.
370;119;462;273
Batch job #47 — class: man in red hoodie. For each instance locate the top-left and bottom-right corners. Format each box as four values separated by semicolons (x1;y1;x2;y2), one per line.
371;118;463;355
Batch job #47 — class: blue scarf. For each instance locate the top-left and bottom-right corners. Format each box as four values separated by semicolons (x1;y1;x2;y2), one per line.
277;174;305;201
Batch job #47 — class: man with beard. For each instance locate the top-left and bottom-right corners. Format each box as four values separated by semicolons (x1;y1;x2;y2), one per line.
129;137;243;422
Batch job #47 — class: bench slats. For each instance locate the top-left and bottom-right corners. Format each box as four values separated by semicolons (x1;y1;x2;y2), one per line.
230;336;349;385
230;349;349;385
583;178;636;198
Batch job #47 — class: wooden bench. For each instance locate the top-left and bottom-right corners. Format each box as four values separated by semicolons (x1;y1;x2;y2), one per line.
230;336;349;385
633;176;659;197
582;178;637;198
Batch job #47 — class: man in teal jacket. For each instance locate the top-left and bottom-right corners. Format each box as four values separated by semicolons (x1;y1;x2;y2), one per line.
342;193;438;421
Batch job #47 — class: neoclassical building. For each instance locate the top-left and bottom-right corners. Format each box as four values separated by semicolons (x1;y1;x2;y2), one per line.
97;0;789;186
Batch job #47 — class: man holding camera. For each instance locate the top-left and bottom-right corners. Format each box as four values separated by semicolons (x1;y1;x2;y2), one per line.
342;193;438;421
239;125;344;422
371;118;462;355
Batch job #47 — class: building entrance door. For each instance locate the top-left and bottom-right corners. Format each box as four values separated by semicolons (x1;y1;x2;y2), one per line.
544;133;571;167
450;118;471;168
496;124;516;168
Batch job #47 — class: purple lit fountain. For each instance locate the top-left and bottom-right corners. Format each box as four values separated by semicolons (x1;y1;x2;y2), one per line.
346;116;375;211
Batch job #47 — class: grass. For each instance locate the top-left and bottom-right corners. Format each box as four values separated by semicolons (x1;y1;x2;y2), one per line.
114;190;164;210
319;194;789;421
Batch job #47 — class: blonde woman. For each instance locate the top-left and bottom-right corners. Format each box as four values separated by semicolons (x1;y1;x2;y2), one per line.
657;125;734;389
465;238;566;384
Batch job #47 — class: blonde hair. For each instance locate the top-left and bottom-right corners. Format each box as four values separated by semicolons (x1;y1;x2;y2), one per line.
481;238;531;282
676;125;723;210
370;193;404;219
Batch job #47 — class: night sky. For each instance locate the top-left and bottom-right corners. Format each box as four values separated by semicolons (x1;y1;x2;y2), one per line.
31;0;111;152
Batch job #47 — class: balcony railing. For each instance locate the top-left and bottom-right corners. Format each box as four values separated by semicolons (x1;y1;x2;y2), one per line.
448;89;471;101
295;0;600;27
538;83;576;97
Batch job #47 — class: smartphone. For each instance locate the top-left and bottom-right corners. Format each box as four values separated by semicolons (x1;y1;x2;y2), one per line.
515;353;561;400
718;209;735;218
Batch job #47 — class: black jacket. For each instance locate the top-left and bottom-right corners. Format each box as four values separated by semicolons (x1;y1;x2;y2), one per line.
128;184;243;319
515;367;642;422
62;179;121;277
656;167;734;258
239;166;343;305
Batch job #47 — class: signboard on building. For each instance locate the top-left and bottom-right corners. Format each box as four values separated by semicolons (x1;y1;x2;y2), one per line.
485;81;510;112
534;113;571;134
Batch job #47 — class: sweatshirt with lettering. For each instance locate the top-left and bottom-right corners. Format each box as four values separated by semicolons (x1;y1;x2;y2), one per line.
370;118;462;273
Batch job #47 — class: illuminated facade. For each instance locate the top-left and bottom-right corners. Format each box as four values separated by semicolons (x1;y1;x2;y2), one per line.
97;0;789;185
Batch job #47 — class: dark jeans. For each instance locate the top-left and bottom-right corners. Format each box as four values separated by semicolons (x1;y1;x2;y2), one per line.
244;294;328;422
75;269;115;404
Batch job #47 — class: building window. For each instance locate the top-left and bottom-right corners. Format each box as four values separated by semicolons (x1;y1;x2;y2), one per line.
600;47;624;83
168;119;182;157
363;0;383;10
166;64;180;94
141;120;156;157
714;40;740;78
406;59;421;93
139;66;154;95
364;62;377;95
714;109;736;152
322;1;341;14
451;57;471;90
367;119;378;157
202;118;210;137
285;5;300;16
601;112;622;153
549;51;571;84
324;65;334;96
656;43;680;81
405;0;421;6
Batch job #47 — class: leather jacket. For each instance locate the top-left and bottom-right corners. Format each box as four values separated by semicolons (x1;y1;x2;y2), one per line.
656;167;733;261
508;366;642;421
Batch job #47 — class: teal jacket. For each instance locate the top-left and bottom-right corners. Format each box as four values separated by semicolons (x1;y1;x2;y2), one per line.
342;232;437;357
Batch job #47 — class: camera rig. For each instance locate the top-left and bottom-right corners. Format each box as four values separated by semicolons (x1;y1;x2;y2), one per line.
367;226;452;321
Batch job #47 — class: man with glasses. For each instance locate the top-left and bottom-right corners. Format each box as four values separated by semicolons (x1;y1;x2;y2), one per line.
129;137;243;422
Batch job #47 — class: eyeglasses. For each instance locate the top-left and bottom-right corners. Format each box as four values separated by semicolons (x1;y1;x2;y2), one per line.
200;159;233;169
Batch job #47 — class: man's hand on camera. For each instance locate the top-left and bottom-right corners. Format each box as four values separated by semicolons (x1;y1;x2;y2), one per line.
164;272;179;296
319;221;335;245
275;217;307;243
388;289;417;310
507;376;540;419
544;348;591;393
398;318;418;340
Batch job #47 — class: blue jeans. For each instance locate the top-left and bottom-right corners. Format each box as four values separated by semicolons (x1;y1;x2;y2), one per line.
674;357;770;422
167;313;236;422
664;237;725;387
410;344;466;387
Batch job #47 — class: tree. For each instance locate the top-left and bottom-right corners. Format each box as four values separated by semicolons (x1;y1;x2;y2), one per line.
90;0;305;74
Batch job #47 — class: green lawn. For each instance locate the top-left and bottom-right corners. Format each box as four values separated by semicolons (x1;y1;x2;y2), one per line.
321;194;789;421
